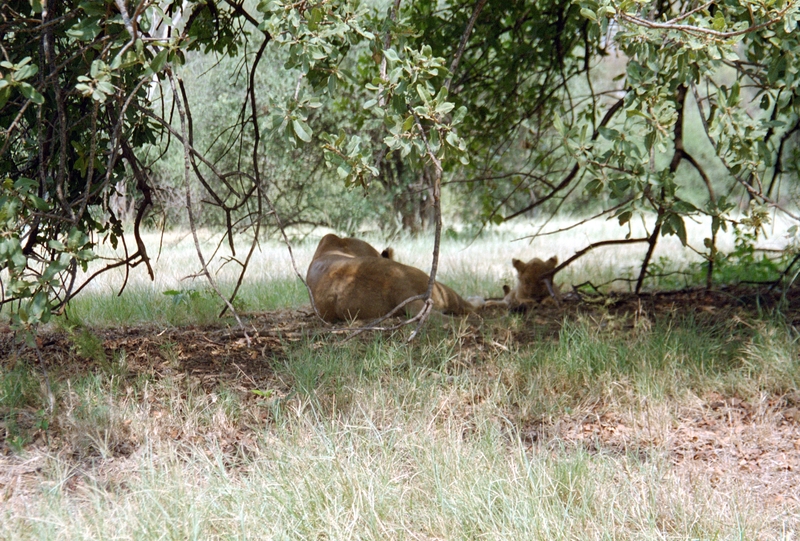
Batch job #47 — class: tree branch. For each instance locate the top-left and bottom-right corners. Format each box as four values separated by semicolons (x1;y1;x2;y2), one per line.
618;1;799;39
504;95;626;221
444;0;488;93
168;68;251;345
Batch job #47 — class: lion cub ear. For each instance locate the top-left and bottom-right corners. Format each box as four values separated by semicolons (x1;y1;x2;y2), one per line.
502;284;511;295
381;247;394;260
512;258;526;273
546;256;558;268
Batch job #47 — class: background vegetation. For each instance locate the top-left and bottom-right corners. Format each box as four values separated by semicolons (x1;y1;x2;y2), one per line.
1;0;800;332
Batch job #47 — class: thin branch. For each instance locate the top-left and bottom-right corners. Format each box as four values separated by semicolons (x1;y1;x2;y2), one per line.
767;116;800;198
524;197;636;238
504;95;626;221
618;1;799;39
768;252;800;292
220;36;271;318
690;84;800;222
444;0;488;93
550;237;651;278
666;1;715;25
407;111;445;341
168;68;251;345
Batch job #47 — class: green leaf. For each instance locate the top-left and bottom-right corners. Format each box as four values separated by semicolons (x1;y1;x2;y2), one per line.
292;118;312;142
452;106;467;125
428;128;440;152
11;247;27;269
416;83;432;104
96;81;115;95
552;114;565;135
383;49;399;63
67;227;88;249
306;7;322;30
712;11;726;31
336;163;352;178
644;131;656;152
19;83;44;105
29;291;50;323
15;63;38;81
445;131;460;147
728;82;740;106
150;49;169;74
47;239;66;251
434;100;454;115
66;18;101;41
597;126;619;140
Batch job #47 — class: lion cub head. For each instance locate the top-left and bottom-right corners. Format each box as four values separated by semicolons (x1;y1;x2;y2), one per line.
504;256;559;311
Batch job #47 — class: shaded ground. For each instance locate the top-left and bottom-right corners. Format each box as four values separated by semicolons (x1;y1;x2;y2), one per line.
1;286;799;506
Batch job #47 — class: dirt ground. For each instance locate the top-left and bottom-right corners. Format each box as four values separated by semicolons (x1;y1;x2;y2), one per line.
1;286;799;507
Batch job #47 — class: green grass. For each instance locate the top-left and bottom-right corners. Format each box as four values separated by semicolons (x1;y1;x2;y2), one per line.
60;276;309;328
2;231;799;539
2;314;798;539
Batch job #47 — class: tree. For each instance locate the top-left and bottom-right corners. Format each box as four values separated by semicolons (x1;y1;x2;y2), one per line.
1;0;799;336
0;0;469;335
401;0;800;290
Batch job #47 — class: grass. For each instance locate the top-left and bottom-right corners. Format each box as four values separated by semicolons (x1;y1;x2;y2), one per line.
2;312;799;539
1;229;799;539
56;213;796;329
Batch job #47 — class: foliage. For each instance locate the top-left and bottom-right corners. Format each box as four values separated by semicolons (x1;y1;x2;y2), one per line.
564;0;800;288
2;0;800;333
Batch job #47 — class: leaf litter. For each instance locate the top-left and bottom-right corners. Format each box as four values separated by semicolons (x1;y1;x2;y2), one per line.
0;286;798;512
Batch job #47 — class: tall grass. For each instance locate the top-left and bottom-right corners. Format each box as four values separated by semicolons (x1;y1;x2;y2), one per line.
2;313;798;539
2;226;798;539
2;420;766;540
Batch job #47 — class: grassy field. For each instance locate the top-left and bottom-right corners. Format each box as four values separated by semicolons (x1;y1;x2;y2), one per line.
62;213;795;326
1;225;799;539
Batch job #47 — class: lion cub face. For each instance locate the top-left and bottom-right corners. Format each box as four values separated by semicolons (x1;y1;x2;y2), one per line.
505;256;559;309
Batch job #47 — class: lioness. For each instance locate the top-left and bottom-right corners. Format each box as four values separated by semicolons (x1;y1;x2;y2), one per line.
501;256;560;312
306;234;476;322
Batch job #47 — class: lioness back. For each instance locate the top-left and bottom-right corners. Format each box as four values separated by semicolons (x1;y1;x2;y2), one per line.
311;233;383;260
306;234;474;322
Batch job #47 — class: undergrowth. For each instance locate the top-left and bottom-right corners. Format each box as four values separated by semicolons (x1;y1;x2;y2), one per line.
1;307;798;539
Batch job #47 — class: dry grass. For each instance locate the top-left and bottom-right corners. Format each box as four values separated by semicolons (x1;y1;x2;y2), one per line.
1;224;799;539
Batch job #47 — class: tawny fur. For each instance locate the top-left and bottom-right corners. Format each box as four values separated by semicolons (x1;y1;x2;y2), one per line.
504;256;559;307
306;234;475;322
483;256;559;312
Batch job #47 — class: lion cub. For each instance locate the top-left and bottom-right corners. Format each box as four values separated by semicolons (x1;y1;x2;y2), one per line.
500;256;560;312
306;234;476;322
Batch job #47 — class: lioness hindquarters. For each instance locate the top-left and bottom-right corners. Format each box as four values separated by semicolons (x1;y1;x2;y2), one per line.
431;281;475;316
306;234;475;323
381;261;474;319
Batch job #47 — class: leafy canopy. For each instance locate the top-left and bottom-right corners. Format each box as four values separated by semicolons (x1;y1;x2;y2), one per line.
1;0;799;335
